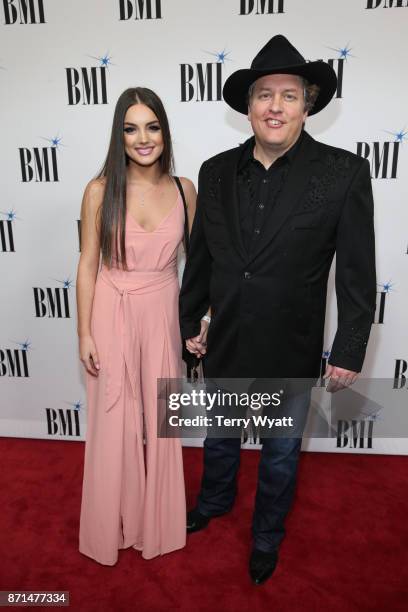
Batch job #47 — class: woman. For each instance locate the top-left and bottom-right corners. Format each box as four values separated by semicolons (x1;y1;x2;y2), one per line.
76;87;197;565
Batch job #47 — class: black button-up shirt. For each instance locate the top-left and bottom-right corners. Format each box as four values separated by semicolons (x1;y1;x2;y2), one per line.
237;131;304;254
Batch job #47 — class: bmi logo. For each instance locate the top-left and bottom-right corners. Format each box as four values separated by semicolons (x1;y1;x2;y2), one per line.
33;277;73;319
19;135;61;183
119;0;162;19
374;280;394;324
180;48;231;103
325;44;354;99
46;400;83;437
66;53;113;105
366;1;408;8
336;419;374;449
357;129;406;179
2;0;45;24
393;359;407;389
0;340;31;377
0;210;17;252
239;0;284;14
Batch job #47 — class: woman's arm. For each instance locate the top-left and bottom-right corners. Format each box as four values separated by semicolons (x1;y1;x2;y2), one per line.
76;179;104;376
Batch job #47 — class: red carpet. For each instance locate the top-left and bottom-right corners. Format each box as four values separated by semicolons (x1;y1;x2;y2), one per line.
1;438;407;611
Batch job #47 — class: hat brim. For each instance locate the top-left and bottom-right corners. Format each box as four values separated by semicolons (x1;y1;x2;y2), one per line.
222;61;338;116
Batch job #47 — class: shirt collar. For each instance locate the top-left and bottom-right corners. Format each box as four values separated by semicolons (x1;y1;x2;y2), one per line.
238;129;304;173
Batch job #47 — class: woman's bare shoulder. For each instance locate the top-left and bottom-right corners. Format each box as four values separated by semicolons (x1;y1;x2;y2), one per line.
178;176;196;190
83;177;106;212
178;176;197;199
86;176;106;196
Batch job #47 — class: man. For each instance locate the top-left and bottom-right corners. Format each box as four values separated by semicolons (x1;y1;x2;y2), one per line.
179;35;376;584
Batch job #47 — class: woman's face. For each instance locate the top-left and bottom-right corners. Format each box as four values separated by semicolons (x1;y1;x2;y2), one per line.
123;103;164;167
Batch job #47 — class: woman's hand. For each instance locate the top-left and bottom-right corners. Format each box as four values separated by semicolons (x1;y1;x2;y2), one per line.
79;335;100;376
186;318;210;359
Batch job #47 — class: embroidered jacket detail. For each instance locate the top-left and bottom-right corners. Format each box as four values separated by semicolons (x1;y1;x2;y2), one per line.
303;153;351;212
207;162;221;199
339;327;369;357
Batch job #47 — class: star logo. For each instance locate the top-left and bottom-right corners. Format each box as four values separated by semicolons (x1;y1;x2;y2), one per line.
0;209;18;222
55;277;74;290
366;413;382;422
378;280;394;293
66;400;84;411
41;135;64;149
89;52;114;68
384;128;408;144
13;339;32;351
327;43;354;61
204;48;232;64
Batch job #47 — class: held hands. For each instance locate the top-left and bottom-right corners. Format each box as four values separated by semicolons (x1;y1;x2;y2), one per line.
79;335;100;376
186;318;210;359
324;364;358;393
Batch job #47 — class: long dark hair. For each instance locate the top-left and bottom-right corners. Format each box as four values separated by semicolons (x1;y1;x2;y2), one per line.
97;87;174;269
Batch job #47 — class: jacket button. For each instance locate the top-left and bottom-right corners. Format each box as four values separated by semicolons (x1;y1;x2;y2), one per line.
244;271;252;279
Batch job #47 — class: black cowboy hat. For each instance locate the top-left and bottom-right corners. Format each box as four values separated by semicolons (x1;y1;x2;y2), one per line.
223;34;337;116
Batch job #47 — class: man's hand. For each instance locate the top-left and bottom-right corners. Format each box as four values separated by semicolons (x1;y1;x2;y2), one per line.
185;319;210;359
324;364;359;393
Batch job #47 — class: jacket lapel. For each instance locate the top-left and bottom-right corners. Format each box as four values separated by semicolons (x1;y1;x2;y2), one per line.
218;144;248;263
247;131;320;264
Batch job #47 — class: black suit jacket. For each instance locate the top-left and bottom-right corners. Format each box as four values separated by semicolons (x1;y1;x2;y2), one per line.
179;131;376;379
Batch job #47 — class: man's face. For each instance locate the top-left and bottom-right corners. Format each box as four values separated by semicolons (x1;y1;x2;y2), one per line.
248;73;307;153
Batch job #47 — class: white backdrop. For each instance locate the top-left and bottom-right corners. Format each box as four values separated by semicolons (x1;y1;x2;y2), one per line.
1;0;407;454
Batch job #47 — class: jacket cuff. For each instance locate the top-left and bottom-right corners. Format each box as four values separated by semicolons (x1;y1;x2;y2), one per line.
180;320;201;340
328;324;372;373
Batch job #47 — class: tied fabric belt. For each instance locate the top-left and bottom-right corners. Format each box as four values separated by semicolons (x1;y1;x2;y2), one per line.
99;267;178;412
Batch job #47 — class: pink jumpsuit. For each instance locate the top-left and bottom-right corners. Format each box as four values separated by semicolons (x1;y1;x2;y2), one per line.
79;192;186;565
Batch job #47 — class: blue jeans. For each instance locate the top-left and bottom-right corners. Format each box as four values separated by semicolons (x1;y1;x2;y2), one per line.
197;389;310;552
